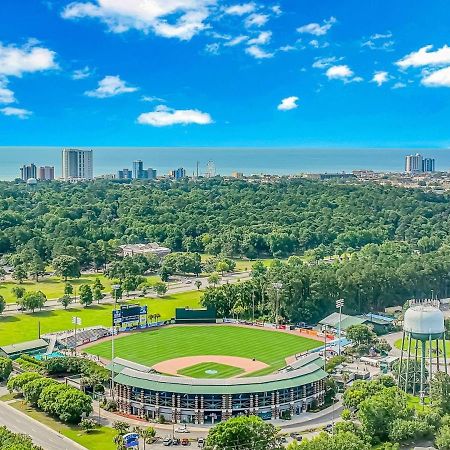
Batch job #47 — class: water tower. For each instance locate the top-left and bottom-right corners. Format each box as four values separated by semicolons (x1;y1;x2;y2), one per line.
398;300;447;401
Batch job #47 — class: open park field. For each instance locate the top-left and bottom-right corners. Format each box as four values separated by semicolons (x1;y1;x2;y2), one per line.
0;291;201;346
86;325;321;377
0;274;160;303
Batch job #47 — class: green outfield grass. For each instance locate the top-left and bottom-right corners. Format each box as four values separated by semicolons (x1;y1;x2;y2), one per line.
0;290;201;346
178;362;244;378
87;325;321;377
0;274;160;303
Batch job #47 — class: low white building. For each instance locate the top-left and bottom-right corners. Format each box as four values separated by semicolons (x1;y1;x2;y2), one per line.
119;243;171;258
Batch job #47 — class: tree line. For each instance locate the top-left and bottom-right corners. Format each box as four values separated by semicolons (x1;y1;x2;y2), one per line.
0;178;450;268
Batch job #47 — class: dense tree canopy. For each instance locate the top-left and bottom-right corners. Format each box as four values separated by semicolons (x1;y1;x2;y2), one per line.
0;178;449;265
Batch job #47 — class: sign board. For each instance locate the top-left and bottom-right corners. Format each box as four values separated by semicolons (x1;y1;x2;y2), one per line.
123;432;139;448
112;304;147;330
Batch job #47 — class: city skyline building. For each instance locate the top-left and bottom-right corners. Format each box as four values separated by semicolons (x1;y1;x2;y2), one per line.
62;149;93;181
405;153;423;174
170;167;186;180
19;163;37;181
422;157;435;173
117;168;133;180
38;166;55;181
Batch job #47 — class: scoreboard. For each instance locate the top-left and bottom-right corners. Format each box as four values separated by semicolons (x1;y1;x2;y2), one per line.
112;304;147;330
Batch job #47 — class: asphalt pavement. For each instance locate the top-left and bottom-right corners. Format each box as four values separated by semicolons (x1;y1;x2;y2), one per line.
0;400;86;450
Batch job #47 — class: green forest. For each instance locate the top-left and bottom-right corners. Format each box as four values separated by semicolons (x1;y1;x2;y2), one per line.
1;178;450;321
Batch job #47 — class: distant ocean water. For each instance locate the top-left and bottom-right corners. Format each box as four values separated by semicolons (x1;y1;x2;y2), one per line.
0;147;448;180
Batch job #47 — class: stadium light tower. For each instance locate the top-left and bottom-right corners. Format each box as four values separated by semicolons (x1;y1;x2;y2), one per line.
273;282;282;327
111;284;121;399
336;299;344;355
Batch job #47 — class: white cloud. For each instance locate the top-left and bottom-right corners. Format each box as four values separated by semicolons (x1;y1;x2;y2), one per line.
0;40;57;77
421;66;450;87
62;0;216;41
312;56;342;69
224;3;255;16
224;35;248;46
141;95;165;102
245;13;269;27
362;32;394;51
0;79;15;104
297;17;336;36
245;45;274;59
277;96;299;111
279;45;296;52
137;104;212;126
396;45;450;69
85;75;137;98
326;64;361;83
72;66;92;79
372;71;389;86
392;82;406;89
309;39;329;49
205;42;221;54
271;5;282;15
1;106;32;119
248;31;271;45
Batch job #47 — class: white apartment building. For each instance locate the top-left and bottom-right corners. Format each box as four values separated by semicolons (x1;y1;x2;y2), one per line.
62;149;93;181
405;153;423;174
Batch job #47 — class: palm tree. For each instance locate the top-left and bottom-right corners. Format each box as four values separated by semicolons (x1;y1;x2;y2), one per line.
139;426;156;450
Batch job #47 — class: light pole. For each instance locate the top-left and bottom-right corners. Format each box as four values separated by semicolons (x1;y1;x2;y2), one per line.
336;299;344;355
111;284;121;400
273;282;282;328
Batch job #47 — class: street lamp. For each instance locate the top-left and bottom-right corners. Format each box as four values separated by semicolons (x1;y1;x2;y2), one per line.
272;282;282;328
336;298;344;355
111;284;121;400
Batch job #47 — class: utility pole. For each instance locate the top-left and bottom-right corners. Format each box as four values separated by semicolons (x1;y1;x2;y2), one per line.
336;299;344;355
273;282;282;328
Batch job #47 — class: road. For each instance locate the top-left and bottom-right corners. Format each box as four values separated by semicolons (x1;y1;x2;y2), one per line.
0;401;85;450
3;271;251;315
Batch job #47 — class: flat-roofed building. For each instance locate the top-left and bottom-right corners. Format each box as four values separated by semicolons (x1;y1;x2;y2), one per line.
119;242;171;258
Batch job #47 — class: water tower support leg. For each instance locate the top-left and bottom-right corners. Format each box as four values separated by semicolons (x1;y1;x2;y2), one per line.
443;333;448;375
429;334;433;396
420;340;426;405
436;338;440;373
405;337;412;394
398;331;406;387
413;339;418;396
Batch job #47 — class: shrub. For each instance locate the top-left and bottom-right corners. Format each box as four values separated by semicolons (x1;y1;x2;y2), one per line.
0;357;13;381
7;372;42;393
23;377;58;405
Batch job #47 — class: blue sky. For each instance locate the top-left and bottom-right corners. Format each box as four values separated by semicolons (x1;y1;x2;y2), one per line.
1;0;450;147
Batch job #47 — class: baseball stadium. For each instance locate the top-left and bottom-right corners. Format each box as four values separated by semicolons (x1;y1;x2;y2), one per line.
81;307;328;424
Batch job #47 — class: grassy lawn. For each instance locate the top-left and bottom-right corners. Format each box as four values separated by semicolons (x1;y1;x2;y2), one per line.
200;254;282;272
87;325;321;376
0;290;201;346
178;362;244;379
0;274;160;303
11;400;116;450
394;337;450;356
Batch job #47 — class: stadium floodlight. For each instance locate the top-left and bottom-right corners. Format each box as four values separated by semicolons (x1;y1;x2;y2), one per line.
272;282;283;328
111;284;121;400
336;299;344;355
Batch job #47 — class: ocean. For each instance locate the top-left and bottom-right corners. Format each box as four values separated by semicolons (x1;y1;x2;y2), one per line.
0;147;448;180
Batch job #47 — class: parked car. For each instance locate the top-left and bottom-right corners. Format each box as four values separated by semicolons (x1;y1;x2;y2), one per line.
163;437;173;446
181;438;190;446
176;425;189;433
197;437;205;448
173;438;181;445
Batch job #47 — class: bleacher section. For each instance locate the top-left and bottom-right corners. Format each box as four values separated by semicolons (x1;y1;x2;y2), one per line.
43;326;111;349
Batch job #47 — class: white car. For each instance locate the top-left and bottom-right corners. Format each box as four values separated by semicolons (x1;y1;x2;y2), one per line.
176;426;190;433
